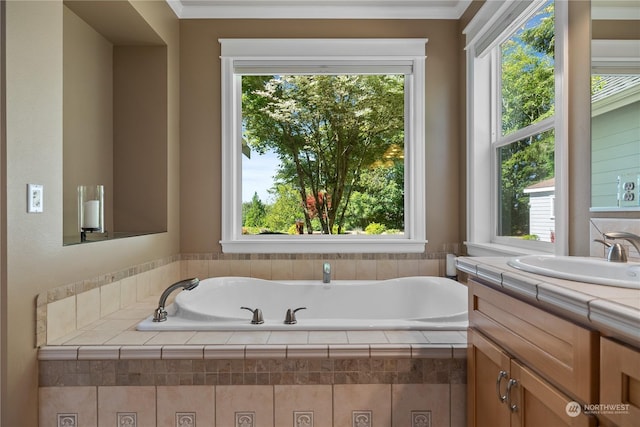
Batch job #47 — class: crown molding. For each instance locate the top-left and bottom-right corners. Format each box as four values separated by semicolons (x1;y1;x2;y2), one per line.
167;0;472;19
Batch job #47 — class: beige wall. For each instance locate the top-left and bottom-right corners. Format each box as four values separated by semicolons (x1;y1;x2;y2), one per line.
179;19;464;254
4;1;180;425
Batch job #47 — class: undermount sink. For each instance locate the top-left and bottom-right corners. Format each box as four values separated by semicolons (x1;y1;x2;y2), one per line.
507;255;640;289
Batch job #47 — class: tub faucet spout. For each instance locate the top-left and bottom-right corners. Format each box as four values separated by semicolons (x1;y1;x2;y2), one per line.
153;278;199;322
322;262;331;283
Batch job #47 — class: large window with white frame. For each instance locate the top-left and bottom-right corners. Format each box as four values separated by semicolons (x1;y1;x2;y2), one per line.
219;39;427;253
465;0;564;255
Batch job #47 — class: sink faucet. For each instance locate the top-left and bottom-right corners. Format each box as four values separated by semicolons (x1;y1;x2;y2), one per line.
322;262;331;283
594;239;627;262
153;278;199;322
604;232;640;259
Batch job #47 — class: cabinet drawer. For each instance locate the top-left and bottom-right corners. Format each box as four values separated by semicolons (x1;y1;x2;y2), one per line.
600;337;640;427
469;279;598;404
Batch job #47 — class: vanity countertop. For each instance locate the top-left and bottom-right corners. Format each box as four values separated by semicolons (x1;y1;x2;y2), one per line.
456;256;640;348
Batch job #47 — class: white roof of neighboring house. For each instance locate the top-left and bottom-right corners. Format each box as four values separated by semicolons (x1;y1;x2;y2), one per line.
524;177;555;194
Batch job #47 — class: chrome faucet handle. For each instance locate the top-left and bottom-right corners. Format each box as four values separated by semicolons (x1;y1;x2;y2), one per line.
604;232;640;256
284;307;306;324
594;239;627;263
241;307;264;324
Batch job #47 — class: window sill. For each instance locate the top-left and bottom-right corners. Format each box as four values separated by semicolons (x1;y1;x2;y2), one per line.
464;241;553;257
221;237;427;254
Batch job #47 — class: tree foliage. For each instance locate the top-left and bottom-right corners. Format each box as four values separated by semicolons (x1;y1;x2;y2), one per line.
499;2;555;237
242;74;404;234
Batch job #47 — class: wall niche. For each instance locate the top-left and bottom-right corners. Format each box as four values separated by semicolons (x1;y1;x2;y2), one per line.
63;1;167;244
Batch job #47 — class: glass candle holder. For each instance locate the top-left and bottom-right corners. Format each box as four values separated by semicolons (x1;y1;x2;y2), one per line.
78;185;104;240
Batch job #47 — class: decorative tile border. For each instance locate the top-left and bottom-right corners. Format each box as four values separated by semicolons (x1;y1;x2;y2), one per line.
235;411;255;427
117;412;137;426
39;357;466;387
411;410;432;427
176;412;196;427
294;411;314;427
57;413;77;427
352;410;372;427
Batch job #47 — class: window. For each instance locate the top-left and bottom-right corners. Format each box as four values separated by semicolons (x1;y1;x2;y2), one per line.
465;0;566;255
219;39;427;253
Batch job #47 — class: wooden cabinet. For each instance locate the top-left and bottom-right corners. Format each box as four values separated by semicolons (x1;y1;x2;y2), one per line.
467;278;597;427
599;337;640;427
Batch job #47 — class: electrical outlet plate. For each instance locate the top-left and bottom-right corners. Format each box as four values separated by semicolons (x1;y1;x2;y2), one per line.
27;184;43;213
618;173;640;207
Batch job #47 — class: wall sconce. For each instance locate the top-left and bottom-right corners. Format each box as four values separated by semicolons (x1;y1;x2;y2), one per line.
78;185;104;242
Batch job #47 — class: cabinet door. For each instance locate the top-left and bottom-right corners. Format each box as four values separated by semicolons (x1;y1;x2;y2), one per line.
468;329;511;427
510;360;595;427
600;337;640;427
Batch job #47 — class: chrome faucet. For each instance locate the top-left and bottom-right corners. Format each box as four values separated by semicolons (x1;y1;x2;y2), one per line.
322;262;331;283
604;232;640;260
241;307;264;324
152;278;199;322
284;307;306;324
594;239;627;262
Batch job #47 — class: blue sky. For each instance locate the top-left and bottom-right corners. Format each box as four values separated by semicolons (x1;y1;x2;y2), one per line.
242;149;280;203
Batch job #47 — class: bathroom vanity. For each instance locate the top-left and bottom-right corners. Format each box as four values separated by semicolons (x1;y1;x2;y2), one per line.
457;257;639;427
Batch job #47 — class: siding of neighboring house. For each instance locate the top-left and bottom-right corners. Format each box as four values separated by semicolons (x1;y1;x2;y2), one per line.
527;190;555;242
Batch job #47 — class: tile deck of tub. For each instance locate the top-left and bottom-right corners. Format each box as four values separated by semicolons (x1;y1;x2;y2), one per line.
41;296;467;361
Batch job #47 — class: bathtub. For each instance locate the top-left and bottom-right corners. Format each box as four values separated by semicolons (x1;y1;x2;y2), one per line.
136;276;468;331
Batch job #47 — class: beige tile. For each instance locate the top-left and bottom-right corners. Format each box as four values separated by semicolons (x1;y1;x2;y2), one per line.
292;259;316;280
275;385;333;427
216;385;274;427
250;260;272;279
185;259;210;280
392;384;451;426
422;331;467;344
120;275;138;308
228;259;252;277
100;281;121;317
355;260;377;280
157;386;215;427
76;287;101;329
333;259;357;280
267;331;309;344
209;259;231;277
384;330;429;344
226;331;271;345
40;386;97;427
397;259;422;277
104;331;157;345
308;331;348;344
187;331;234;345
145;331;197;345
376;259;398;279
451;384;467;427
98;386;156;427
347;331;388;344
420;259;440;276
47;295;76;344
63;330;121;346
271;259;294;280
87;318;138;332
333;384;391;426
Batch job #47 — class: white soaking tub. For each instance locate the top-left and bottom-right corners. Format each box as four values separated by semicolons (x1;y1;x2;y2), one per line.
136;276;468;331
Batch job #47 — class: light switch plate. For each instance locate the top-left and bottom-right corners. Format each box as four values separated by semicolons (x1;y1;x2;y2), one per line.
27;184;43;213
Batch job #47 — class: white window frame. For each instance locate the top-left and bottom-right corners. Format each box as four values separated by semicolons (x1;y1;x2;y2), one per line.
219;38;428;253
464;0;569;256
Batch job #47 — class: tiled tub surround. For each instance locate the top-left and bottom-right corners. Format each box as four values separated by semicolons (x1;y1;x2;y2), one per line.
38;251;466;427
590;217;640;262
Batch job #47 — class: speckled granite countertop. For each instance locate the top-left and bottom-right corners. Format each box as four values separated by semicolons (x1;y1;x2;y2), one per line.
456;256;640;348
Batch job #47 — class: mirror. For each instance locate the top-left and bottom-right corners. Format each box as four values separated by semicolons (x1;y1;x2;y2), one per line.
591;1;640;211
